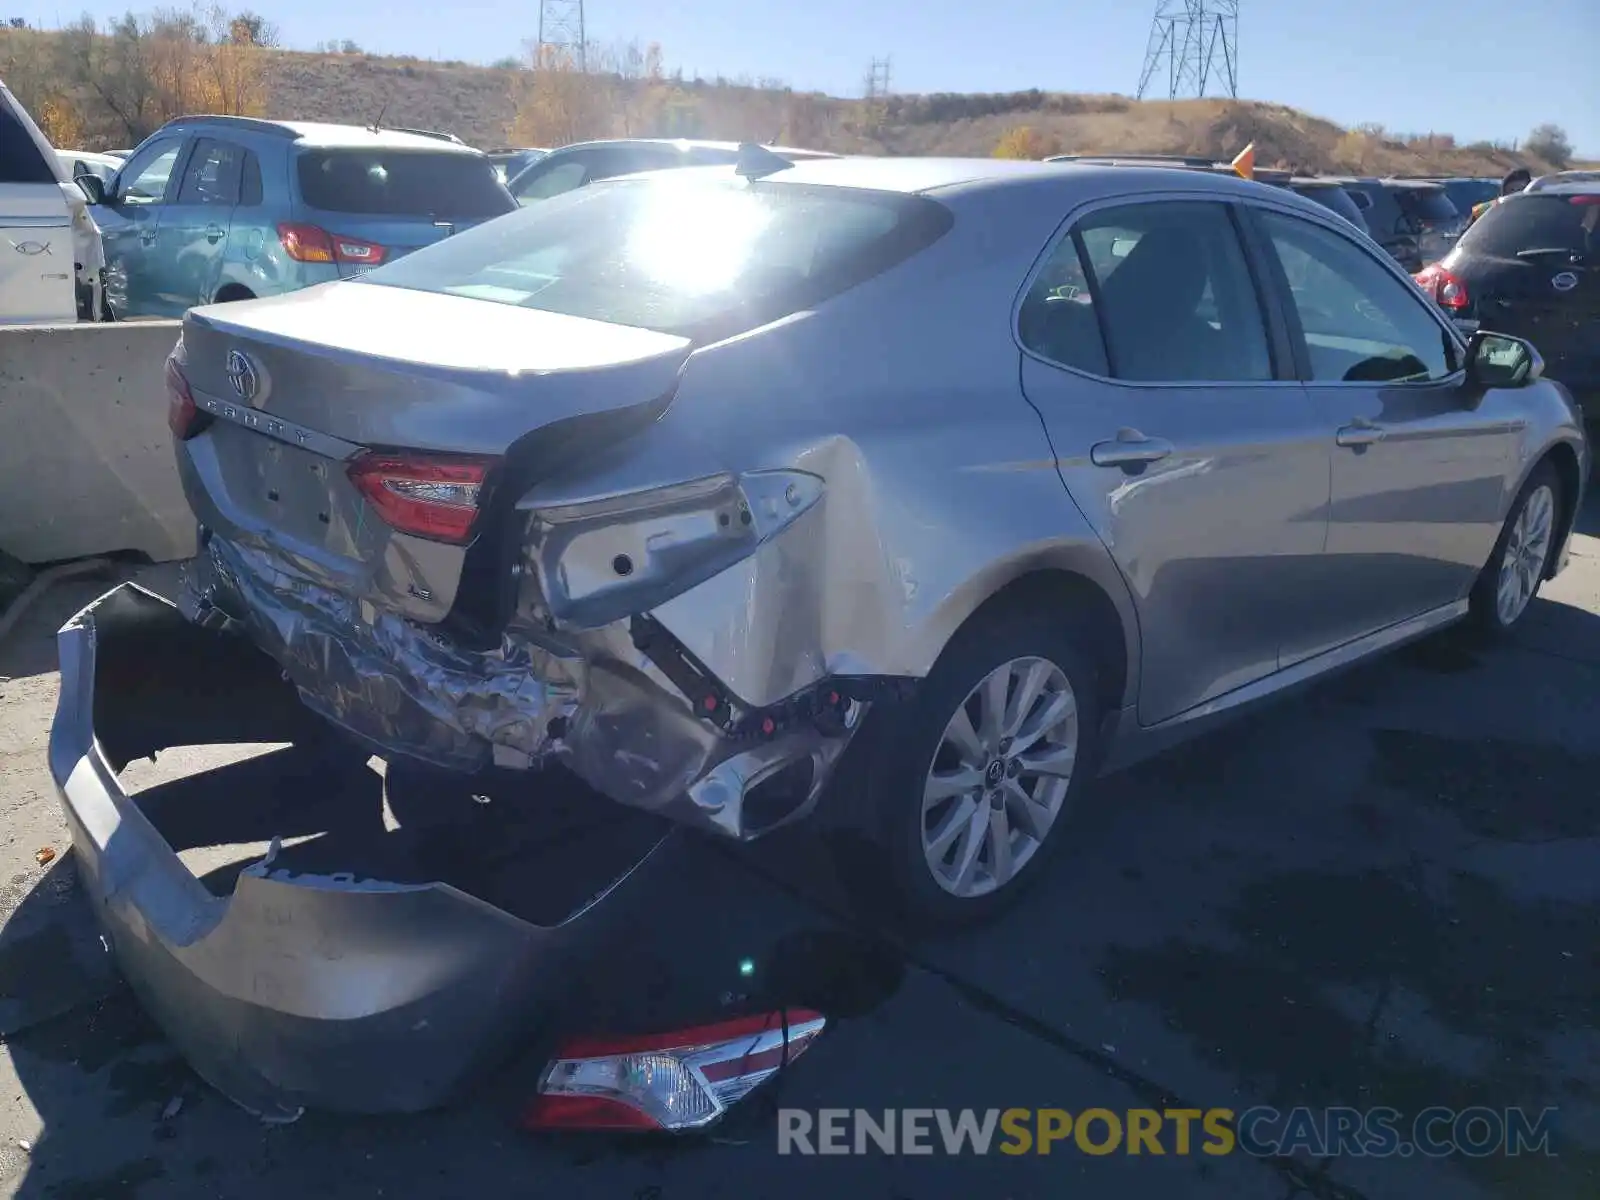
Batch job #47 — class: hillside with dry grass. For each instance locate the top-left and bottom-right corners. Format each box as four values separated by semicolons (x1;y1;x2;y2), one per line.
1;17;1562;178
257;52;1552;177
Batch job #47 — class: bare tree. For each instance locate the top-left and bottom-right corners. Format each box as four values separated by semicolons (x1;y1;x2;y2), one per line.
1525;123;1572;169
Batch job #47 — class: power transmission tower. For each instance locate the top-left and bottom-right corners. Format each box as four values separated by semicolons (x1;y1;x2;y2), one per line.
864;56;892;99
537;0;587;71
1136;1;1239;101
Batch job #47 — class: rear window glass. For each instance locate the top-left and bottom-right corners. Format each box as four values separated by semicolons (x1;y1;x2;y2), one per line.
295;150;514;220
360;175;952;339
1392;187;1459;222
1458;193;1600;258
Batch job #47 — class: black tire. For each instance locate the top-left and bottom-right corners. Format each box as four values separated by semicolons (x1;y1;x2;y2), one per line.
1468;459;1562;637
0;549;35;612
844;602;1102;931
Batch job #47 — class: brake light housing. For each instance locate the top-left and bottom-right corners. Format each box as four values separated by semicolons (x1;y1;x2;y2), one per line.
165;355;210;440
525;1009;826;1133
277;222;387;266
346;451;496;544
1414;264;1470;312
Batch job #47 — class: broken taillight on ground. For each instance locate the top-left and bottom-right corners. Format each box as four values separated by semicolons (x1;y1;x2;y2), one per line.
525;1009;826;1132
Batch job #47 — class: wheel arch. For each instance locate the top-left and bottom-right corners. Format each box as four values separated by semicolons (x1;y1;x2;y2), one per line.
915;548;1141;720
1539;439;1584;579
212;282;256;303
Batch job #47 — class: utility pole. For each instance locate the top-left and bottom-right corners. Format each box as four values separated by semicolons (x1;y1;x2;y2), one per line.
864;56;892;100
537;0;587;71
1136;1;1240;101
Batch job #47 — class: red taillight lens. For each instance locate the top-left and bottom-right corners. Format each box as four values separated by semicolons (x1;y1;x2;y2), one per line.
277;221;335;263
1414;264;1470;311
525;1009;827;1132
277;223;387;266
165;356;209;439
346;451;494;544
1569;194;1600;206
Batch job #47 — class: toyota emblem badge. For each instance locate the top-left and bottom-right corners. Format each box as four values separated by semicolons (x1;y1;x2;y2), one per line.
225;349;261;404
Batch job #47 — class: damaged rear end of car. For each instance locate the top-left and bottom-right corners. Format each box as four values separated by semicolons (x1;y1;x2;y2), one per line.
168;169;947;841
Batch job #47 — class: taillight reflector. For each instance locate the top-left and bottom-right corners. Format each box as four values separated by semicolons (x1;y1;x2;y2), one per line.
165;356;209;440
346;452;494;545
277;222;387;265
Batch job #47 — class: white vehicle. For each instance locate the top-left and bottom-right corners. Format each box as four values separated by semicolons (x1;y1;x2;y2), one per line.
56;149;125;190
1;78;107;322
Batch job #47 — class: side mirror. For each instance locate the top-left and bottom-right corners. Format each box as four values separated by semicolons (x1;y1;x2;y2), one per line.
76;173;107;205
1467;330;1543;389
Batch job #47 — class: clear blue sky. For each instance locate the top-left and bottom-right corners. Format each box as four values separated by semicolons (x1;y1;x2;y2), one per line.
17;0;1600;153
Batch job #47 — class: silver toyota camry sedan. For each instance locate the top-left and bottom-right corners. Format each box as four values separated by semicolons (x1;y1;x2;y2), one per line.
72;154;1593;935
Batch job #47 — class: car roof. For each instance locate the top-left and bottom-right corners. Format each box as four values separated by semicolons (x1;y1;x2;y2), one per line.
1322;175;1447;190
1505;180;1600;198
612;156;1334;210
549;138;838;159
55;149;125;165
154;116;481;153
1525;171;1600;193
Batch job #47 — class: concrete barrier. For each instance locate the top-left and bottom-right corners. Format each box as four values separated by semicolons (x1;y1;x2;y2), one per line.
0;321;195;566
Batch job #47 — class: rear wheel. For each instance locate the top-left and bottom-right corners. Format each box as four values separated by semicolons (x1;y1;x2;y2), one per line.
851;605;1102;929
1469;460;1561;635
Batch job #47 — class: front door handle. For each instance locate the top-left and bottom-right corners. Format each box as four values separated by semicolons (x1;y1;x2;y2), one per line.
205;224;225;243
1090;429;1175;468
1336;420;1386;448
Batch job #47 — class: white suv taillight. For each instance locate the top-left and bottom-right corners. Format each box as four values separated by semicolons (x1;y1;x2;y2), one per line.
524;1009;826;1132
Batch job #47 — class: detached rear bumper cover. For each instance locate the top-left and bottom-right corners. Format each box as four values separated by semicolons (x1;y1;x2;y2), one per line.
47;584;674;1117
183;534;869;840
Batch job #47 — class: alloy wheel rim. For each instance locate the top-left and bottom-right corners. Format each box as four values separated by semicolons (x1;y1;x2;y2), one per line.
919;656;1078;899
1496;484;1554;626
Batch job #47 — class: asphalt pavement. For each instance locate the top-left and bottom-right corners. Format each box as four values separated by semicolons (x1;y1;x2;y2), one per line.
0;491;1596;1200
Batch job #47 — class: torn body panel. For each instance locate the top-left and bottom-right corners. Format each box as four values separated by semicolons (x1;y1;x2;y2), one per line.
48;584;683;1117
183;532;865;841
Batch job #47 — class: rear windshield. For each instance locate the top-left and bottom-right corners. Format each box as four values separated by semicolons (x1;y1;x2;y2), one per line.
359;174;952;339
1392;187;1459;223
295;149;514;220
1458;193;1600;258
1292;184;1366;226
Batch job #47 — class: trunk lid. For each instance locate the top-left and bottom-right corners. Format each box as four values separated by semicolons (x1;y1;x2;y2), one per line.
178;282;691;621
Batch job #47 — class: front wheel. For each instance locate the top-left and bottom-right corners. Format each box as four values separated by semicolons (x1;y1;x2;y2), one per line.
1469;461;1561;635
852;607;1102;929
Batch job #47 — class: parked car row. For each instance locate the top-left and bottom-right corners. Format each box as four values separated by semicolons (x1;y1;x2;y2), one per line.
3;77;1596;422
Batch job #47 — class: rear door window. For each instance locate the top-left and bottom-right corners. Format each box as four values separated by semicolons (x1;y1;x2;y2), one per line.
1458;193;1599;258
1017;232;1110;376
1067;200;1273;383
296;150;514;220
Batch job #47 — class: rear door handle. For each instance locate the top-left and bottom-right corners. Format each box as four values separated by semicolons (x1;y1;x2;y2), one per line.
205;224;225;243
1090;429;1175;468
1336;421;1386;448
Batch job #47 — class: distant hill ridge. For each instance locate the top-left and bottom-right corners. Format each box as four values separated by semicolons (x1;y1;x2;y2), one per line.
261;51;1548;178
